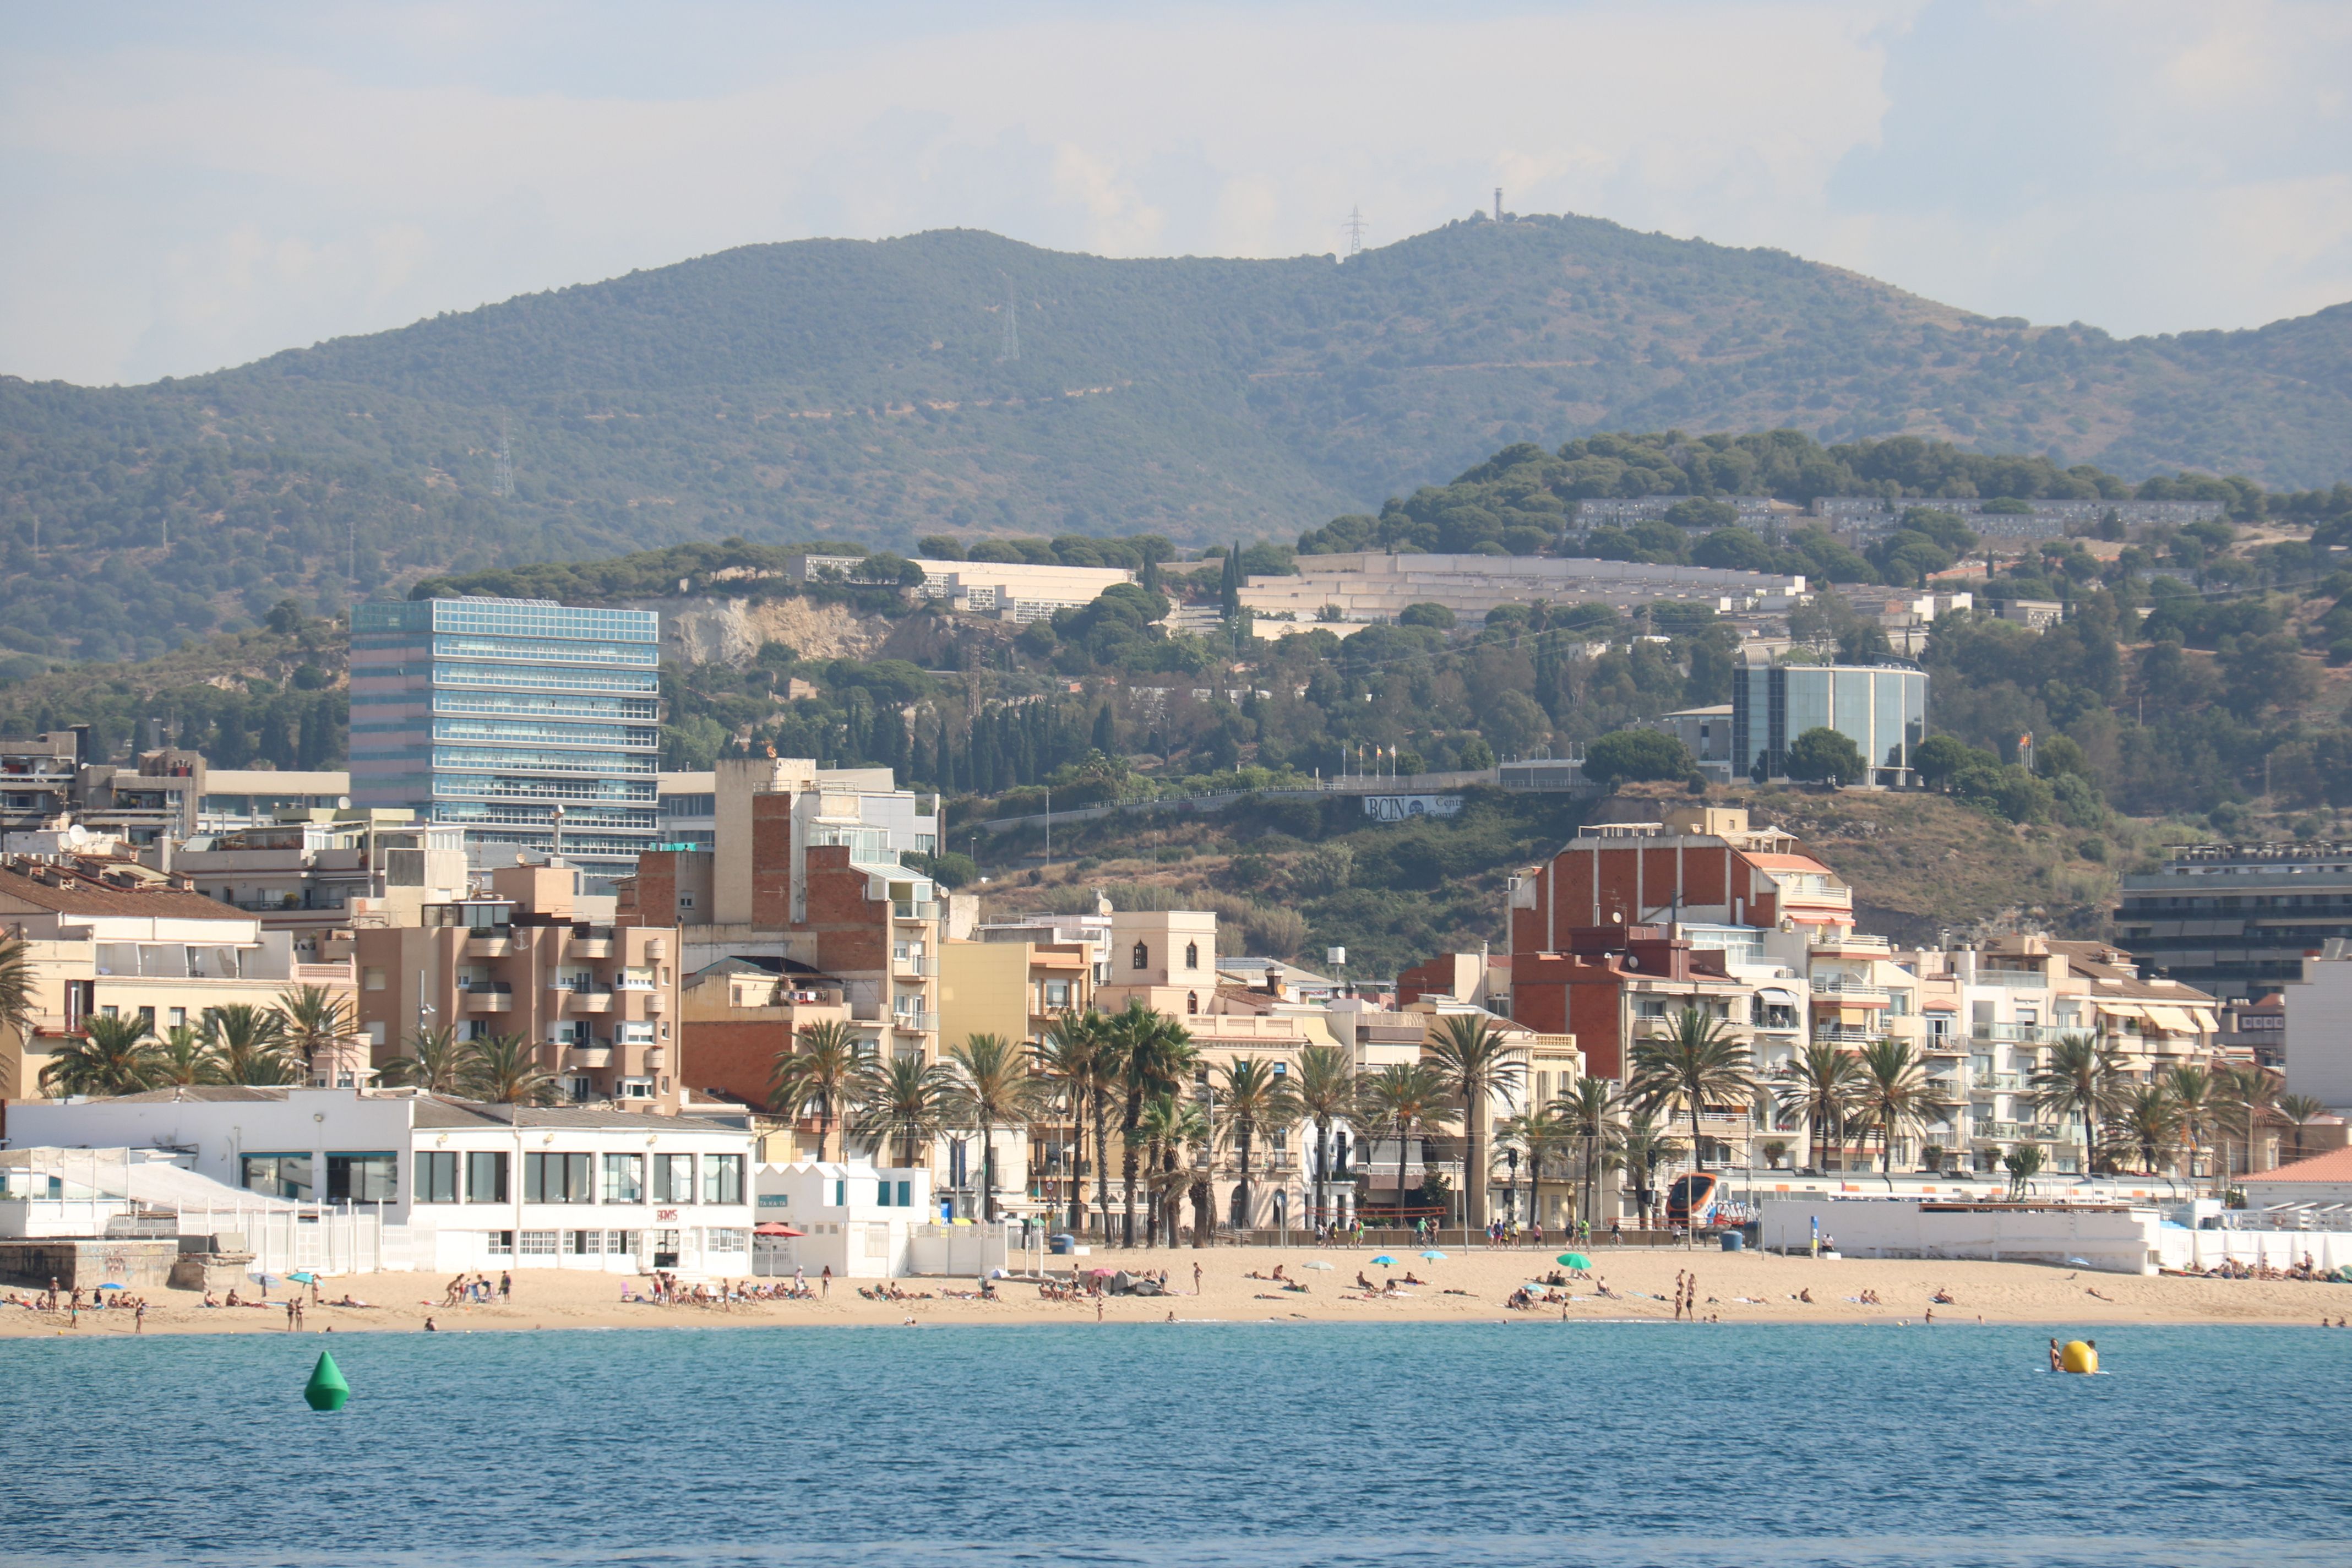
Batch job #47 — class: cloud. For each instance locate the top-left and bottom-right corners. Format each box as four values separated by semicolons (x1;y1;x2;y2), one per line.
0;0;2346;385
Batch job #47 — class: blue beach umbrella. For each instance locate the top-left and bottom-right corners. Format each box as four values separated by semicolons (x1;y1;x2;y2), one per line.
1419;1250;1447;1261
1370;1255;1396;1266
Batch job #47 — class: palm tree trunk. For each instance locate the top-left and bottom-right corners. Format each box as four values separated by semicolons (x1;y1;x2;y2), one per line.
1463;1095;1483;1236
1396;1118;1413;1231
1238;1123;1253;1232
1092;1087;1113;1239
1313;1114;1329;1229
1120;1092;1141;1247
979;1116;997;1223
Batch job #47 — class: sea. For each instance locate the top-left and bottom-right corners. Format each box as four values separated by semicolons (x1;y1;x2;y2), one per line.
1;1321;2345;1567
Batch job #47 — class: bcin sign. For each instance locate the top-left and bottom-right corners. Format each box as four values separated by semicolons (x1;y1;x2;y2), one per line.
1362;794;1464;823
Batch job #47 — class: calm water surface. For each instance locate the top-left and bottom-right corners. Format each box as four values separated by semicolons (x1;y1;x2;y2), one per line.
2;1321;2345;1567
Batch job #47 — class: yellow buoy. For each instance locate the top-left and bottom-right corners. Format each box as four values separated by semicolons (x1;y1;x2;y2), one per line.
2060;1339;2098;1374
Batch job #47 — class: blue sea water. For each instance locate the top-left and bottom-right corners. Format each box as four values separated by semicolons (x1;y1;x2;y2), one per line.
1;1321;2345;1567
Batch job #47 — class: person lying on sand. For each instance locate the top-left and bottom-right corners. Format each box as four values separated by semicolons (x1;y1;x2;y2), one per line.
1402;1272;1425;1286
1932;1288;1956;1305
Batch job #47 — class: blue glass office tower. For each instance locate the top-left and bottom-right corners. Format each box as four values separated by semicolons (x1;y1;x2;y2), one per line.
1731;661;1928;783
350;597;660;887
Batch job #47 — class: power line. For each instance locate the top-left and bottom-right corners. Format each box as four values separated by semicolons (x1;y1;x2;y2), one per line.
1342;206;1366;258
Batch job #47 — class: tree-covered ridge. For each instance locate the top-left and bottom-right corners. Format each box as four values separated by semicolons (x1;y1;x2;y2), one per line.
6;215;2352;660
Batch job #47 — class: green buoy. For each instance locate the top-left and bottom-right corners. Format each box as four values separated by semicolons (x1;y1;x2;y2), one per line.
303;1350;351;1412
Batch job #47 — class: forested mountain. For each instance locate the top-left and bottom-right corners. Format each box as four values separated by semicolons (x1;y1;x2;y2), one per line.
7;213;2352;661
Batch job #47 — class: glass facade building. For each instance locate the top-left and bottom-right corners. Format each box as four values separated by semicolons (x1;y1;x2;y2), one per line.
1731;662;1928;783
350;598;661;886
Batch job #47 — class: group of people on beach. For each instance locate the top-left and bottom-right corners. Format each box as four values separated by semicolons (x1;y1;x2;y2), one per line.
5;1279;149;1331
2188;1254;2347;1283
441;1272;511;1308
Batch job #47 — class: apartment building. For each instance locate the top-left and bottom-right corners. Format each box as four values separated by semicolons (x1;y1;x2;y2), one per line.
9;1085;757;1275
2113;841;2352;1001
170;813;470;938
354;862;683;1112
0;855;353;1101
676;957;854;1133
350;596;662;889
196;770;353;831
910;558;1135;623
620;755;946;1119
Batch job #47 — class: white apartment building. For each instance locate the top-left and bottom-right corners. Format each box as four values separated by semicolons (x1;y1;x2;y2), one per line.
1242;552;1809;628
911;559;1135;622
9;1085;758;1275
751;1159;933;1277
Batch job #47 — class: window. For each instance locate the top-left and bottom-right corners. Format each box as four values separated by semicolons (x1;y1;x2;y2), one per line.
486;1230;513;1255
136;1006;155;1031
705;1227;750;1255
466;1150;509;1204
607;1229;639;1257
564;1229;601;1255
519;1230;559;1256
1045;980;1070;1008
703;1154;744;1206
327;1153;398;1204
167;1007;187;1028
652;1228;681;1267
241;1155;312;1202
363;967;386;992
416;1151;460;1205
602;1153;644;1204
1132;941;1149;971
677;893;695;911
1186;991;1199;1015
652;1153;695;1204
1184;941;1199;970
524;1152;595;1204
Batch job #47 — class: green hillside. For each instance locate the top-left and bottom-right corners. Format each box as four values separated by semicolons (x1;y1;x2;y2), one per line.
9;214;2352;660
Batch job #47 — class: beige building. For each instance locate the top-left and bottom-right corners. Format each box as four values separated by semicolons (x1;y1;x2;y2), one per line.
169;812;469;939
0;854;355;1100
938;939;1093;1049
355;862;683;1113
911;559;1135;623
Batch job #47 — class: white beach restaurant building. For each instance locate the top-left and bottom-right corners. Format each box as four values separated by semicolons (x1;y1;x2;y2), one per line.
10;1086;758;1276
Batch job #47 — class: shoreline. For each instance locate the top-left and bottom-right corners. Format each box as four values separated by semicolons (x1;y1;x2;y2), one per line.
7;1247;2346;1338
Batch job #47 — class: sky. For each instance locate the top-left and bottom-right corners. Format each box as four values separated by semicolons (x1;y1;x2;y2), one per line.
3;0;2348;387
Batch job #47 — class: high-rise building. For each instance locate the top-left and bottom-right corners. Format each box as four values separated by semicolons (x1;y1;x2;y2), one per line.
1730;659;1928;783
2115;842;2352;1000
350;597;661;888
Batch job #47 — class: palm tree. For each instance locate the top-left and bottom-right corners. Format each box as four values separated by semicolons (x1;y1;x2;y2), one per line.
2115;1085;2181;1174
2001;1141;2045;1199
769;1019;873;1162
378;1026;469;1094
1034;1011;1115;1233
0;932;36;1043
1496;1104;1569;1232
945;1033;1043;1224
461;1033;562;1106
2278;1093;2329;1164
1216;1055;1302;1233
1854;1037;1945;1174
202;1004;298;1086
856;1051;954;1169
1555;1076;1622;1228
1774;1040;1867;1171
1289;1043;1358;1231
1627;1006;1754;1175
150;1024;217;1087
2216;1064;2282;1188
2028;1033;2128;1176
273;983;354;1080
1617;1112;1683;1226
1109;1001;1194;1246
2164;1064;2215;1190
1136;1091;1203;1245
1424;1012;1525;1233
39;1013;160;1097
1357;1060;1455;1227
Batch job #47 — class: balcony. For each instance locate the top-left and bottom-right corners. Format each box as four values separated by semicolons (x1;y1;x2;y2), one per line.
1815;1025;1878;1044
892;1011;939;1035
892;950;933;977
461;984;513;1014
1811;979;1890;1003
644;938;667;961
1921;1035;1970;1055
892;901;941;923
571;935;614;959
1972;968;2050;989
644;992;667;1016
565;1044;614;1070
560;987;614;1015
1972;1073;2025;1092
464;933;511;959
643;1046;667;1072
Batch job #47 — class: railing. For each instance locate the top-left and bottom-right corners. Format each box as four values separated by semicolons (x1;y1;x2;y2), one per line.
1971;968;2050;989
892;952;934;977
892;901;941;922
1811;980;1890;1001
1972;1022;2075;1044
892;1011;939;1034
1972;1120;2075;1142
1815;1025;1877;1044
1971;1074;2024;1091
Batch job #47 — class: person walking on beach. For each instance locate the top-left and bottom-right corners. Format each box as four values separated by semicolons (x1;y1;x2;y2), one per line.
499;1271;512;1302
285;1300;298;1331
134;1300;145;1333
295;1298;306;1331
820;1265;832;1299
1193;1262;1202;1295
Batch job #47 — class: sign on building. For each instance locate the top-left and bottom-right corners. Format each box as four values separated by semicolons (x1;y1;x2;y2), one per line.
1362;794;1464;823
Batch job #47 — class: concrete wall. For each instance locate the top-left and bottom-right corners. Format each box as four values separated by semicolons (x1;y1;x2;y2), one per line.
2286;956;2352;1112
1758;1196;2163;1274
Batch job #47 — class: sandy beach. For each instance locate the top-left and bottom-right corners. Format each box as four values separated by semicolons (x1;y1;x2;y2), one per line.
7;1245;2348;1337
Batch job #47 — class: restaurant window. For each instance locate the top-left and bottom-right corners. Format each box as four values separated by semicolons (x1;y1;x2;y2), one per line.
703;1153;744;1206
652;1228;681;1268
485;1230;513;1255
524;1152;595;1204
416;1151;460;1205
519;1230;559;1256
607;1229;639;1257
602;1152;644;1204
563;1229;601;1255
652;1153;695;1204
466;1150;509;1204
241;1154;312;1202
327;1153;398;1204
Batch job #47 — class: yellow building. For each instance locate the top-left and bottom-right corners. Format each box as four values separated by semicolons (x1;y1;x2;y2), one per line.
0;854;355;1099
938;939;1093;1049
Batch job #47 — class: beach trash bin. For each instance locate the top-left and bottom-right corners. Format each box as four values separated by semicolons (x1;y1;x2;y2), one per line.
1050;1233;1075;1255
1719;1230;1745;1252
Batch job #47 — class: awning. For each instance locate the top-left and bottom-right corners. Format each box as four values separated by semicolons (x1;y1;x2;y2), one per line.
2094;1001;2150;1023
753;1223;805;1237
1757;987;1798;1003
2144;1006;2197;1035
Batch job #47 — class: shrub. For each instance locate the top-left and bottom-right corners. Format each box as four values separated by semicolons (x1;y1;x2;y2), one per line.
1582;728;1695;790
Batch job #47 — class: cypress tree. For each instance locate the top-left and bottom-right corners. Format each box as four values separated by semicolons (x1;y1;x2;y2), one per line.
1091;701;1114;755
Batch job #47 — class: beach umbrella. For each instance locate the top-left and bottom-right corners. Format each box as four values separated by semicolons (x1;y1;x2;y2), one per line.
752;1222;804;1237
287;1271;317;1284
1303;1261;1335;1271
1370;1255;1396;1266
99;1282;127;1290
1419;1250;1447;1261
1559;1253;1592;1270
1087;1267;1115;1277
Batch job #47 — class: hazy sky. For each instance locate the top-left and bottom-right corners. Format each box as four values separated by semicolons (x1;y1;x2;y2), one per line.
4;0;2348;386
